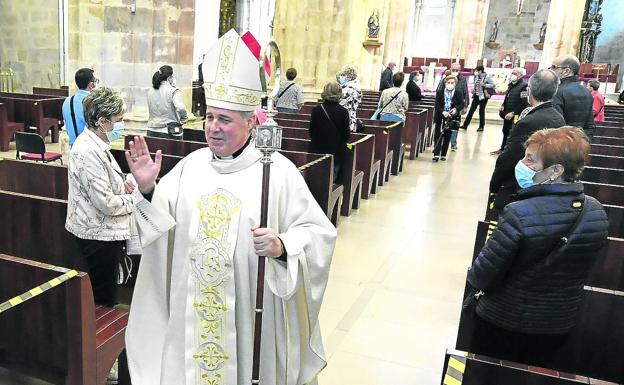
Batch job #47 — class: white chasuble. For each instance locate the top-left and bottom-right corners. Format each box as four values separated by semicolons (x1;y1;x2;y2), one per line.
126;143;337;385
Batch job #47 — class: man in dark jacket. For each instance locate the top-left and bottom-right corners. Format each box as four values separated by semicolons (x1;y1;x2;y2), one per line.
489;69;565;213
491;67;528;155
550;54;595;139
379;62;395;91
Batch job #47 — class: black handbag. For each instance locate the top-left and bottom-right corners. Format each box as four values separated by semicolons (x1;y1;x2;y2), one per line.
167;121;183;136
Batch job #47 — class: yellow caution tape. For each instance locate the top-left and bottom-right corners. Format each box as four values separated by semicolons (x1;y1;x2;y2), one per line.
0;270;79;314
443;354;467;385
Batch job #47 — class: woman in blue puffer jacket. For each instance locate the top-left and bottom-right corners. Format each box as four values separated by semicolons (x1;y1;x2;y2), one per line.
468;126;609;365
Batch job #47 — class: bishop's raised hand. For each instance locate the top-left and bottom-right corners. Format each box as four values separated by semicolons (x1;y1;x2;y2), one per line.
125;136;162;194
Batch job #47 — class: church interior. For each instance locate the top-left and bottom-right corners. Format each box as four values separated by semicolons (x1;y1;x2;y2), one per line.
0;0;623;384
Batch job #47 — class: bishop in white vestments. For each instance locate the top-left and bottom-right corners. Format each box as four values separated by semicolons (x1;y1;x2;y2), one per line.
124;30;337;385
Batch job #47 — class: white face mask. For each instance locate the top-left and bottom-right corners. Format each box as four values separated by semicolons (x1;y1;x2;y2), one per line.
446;84;455;91
451;70;459;76
510;74;519;82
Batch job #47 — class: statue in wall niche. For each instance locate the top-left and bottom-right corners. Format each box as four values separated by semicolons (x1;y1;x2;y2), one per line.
489;19;499;42
539;22;547;44
367;9;380;41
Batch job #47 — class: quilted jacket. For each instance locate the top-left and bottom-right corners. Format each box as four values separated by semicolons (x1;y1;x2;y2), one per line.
468;183;609;334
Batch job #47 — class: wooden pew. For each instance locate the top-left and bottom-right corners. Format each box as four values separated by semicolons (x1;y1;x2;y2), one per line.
583;182;624;206
279;136;363;217
587;154;624;169
0;102;23;151
593;136;624;146
274;118;380;199
0;254;128;385
129;135;344;226
458;219;624;383
581;166;624;186
0;92;64;124
0;159;68;199
440;349;617;385
32;86;69;97
0;96;59;142
272;112;394;186
299;103;406;175
590;143;624;157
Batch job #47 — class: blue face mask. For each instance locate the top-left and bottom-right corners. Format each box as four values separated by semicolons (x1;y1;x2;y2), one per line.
106;121;125;142
338;75;347;85
514;160;540;188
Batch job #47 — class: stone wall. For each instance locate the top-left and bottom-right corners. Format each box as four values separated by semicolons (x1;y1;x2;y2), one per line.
273;0;413;93
450;0;490;68
481;0;551;65
0;1;61;92
68;0;195;117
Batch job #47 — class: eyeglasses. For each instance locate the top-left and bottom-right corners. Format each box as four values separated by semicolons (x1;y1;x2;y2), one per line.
91;78;100;84
549;65;569;70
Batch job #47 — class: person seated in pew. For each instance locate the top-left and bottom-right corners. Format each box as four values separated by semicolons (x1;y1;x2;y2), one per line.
406;71;422;102
433;75;464;162
62;67;98;146
488;69;565;216
337;64;362;132
467;127;609;367
124;29;336;385
378;72;409;123
147;65;188;139
587;79;605;123
65;86;137;307
309;82;350;182
273;67;304;113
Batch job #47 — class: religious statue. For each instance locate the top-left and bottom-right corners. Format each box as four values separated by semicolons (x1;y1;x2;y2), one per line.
367;9;380;41
539;22;547;44
578;0;603;63
489;19;499;42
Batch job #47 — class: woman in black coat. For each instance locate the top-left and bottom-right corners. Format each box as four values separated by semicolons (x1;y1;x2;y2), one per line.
433;75;464;161
309;82;351;181
406;72;422;102
468;127;609;367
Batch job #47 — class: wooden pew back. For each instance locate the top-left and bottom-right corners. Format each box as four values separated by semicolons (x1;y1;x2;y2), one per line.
0;254;93;383
0;159;68;200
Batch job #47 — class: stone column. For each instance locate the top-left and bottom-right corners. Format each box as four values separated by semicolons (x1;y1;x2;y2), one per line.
450;0;490;67
540;0;585;68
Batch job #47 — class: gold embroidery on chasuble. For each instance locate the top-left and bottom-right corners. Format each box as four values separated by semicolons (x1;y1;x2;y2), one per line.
190;189;241;385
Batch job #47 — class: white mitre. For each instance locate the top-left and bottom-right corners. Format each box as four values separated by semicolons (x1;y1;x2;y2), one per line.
201;29;263;112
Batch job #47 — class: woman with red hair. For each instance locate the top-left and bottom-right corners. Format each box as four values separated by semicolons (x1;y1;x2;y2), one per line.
467;126;609;366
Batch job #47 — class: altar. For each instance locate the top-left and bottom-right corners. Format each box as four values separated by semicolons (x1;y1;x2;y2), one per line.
421;65;447;91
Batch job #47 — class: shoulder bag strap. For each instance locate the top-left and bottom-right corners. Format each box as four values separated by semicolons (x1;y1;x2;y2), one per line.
320;104;338;130
545;196;588;261
276;83;296;100
69;95;79;138
379;91;402;114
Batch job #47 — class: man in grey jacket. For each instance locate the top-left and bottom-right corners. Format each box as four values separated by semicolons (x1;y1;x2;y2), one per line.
379;62;395;91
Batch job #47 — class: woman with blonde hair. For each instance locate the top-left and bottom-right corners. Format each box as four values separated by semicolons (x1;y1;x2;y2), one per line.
337;65;362;132
65;86;137;306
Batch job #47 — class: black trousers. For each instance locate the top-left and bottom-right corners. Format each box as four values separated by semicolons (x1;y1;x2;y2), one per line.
75;238;124;306
471;315;569;368
433;121;452;157
500;118;514;150
463;96;488;130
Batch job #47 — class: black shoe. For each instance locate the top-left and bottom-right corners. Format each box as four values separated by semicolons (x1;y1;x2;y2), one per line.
432;156;440;162
476;128;484;132
441;157;447;161
451;145;457;151
460;126;467;130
